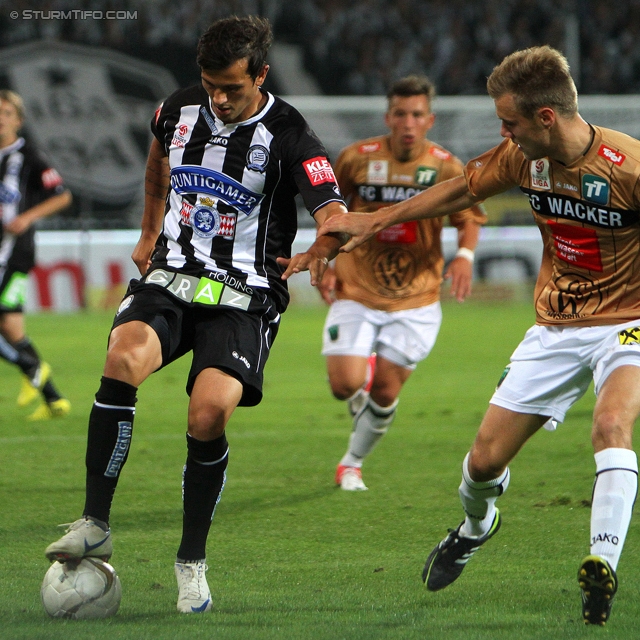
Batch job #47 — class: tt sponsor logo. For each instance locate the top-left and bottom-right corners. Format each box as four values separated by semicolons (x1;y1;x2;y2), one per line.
415;166;437;186
582;174;609;205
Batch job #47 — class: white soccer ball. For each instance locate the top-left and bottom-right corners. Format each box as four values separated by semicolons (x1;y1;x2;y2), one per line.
41;558;122;619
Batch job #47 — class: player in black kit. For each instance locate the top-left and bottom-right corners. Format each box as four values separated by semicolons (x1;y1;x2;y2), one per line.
45;16;346;613
0;90;72;420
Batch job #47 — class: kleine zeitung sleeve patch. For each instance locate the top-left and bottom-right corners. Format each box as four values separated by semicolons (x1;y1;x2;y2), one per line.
303;156;336;185
41;168;63;189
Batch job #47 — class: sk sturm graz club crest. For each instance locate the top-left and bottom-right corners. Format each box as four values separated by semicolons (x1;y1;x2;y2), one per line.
0;41;178;210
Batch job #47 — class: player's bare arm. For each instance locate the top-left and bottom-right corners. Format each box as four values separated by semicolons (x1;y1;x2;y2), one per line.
319;175;479;253
445;217;482;303
132;138;170;276
278;201;347;286
3;189;72;235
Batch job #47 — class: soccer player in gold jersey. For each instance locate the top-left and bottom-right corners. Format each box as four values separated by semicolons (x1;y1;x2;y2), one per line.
317;76;485;491
317;46;639;626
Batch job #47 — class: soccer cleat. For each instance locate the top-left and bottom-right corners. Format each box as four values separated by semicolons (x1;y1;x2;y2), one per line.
579;555;618;625
17;362;51;407
422;509;501;591
17;375;39;406
175;561;212;613
45;517;112;562
27;398;71;421
335;464;368;491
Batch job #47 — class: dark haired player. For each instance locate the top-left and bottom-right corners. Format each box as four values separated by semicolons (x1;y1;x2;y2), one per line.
45;15;346;613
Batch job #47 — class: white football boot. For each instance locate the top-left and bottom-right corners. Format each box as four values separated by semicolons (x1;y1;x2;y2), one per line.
335;465;368;491
45;517;112;562
175;561;213;613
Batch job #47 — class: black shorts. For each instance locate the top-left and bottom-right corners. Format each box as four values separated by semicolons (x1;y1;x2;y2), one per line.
0;267;28;313
112;281;280;406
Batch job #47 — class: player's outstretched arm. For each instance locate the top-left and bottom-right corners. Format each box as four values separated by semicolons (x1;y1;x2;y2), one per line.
318;175;478;252
278;201;347;286
132;138;169;276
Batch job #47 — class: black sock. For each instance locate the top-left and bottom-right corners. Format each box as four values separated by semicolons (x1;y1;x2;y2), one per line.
14;337;62;401
14;337;39;361
176;433;229;561
8;337;39;378
41;380;62;403
83;376;138;525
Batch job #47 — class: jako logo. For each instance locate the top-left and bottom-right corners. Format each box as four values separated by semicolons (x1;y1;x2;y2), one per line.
591;532;619;545
232;350;251;368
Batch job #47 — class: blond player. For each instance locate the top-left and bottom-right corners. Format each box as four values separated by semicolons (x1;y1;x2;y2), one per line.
319;46;640;626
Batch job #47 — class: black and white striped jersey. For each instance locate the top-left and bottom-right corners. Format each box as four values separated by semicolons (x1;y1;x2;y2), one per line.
150;85;344;313
0;138;65;273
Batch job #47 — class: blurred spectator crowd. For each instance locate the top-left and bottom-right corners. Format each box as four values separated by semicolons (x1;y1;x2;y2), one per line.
1;0;639;95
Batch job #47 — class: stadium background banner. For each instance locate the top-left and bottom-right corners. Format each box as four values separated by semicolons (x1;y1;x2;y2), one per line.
0;41;178;227
28;228;543;312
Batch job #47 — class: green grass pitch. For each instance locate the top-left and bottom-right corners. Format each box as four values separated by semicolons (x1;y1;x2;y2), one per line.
0;299;638;639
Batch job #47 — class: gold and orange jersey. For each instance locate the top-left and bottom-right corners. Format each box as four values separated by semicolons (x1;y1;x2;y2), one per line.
334;135;487;311
465;126;640;326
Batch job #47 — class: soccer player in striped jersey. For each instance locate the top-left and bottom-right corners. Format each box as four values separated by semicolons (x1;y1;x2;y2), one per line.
0;90;72;420
45;16;346;613
319;45;640;626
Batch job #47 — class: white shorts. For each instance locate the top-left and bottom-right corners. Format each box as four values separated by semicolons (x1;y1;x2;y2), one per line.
491;320;640;423
321;299;442;369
